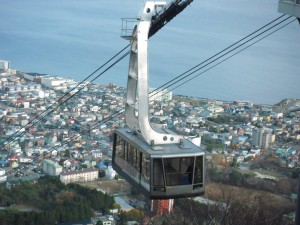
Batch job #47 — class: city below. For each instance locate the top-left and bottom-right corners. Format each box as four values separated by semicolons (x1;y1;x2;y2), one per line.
0;61;299;224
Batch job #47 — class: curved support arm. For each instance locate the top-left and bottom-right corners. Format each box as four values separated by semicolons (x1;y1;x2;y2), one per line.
125;2;183;146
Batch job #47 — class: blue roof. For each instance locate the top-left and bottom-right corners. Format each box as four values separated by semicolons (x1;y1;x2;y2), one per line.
96;162;107;169
0;160;9;167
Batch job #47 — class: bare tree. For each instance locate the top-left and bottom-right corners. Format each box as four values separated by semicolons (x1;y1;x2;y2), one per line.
154;185;294;225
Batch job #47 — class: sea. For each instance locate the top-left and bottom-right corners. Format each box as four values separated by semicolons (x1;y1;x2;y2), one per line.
0;0;300;105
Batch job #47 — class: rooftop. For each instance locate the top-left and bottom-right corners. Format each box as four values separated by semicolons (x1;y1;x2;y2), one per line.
60;168;98;176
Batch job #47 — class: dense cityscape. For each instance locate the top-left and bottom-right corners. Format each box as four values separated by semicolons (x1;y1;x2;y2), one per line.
0;61;299;224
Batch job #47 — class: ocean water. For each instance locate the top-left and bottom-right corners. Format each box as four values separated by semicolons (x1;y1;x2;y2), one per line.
0;0;299;104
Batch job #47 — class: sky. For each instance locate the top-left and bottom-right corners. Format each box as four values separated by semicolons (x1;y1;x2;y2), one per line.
0;0;299;104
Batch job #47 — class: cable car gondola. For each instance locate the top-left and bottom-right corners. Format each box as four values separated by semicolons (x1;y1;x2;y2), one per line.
112;1;205;199
113;128;204;199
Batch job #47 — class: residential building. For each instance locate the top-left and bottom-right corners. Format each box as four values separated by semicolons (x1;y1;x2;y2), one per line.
91;216;112;225
0;168;7;183
21;72;48;82
149;88;172;101
43;159;63;176
207;105;224;114
91;150;102;159
60;168;98;184
0;60;9;71
2;83;42;93
106;166;116;179
252;127;274;148
40;76;77;91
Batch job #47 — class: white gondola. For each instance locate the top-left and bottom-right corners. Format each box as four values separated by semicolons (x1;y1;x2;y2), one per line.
112;1;205;199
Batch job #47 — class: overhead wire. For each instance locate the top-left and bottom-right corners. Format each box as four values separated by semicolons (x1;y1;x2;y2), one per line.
168;18;297;92
151;14;287;96
0;45;130;150
67;15;296;143
150;15;292;99
1;15;288;150
3;15;296;176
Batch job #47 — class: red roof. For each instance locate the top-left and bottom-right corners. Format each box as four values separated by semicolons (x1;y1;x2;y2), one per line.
8;154;19;161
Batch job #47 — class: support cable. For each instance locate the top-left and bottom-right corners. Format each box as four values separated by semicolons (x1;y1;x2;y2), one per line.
150;15;291;98
71;17;296;149
3;16;296;176
168;18;297;92
1;15;287;150
0;46;130;150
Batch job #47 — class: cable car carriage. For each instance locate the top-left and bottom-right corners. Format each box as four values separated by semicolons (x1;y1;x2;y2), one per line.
113;129;204;199
112;1;205;199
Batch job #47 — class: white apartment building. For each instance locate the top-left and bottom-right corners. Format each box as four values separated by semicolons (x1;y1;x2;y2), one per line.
2;83;42;93
41;77;77;91
91;150;102;159
0;60;9;71
60;168;99;184
252;127;274;148
149;88;172;101
0;168;7;183
43;159;63;176
207;105;224;114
